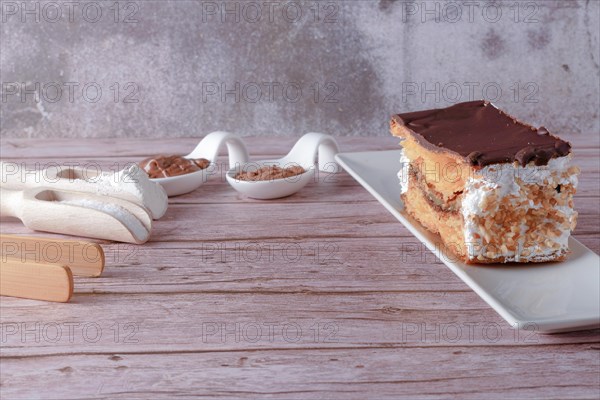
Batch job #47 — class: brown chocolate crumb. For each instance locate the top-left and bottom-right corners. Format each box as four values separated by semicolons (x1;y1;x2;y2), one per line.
139;155;210;178
235;165;305;181
467;151;483;166
554;141;571;156
515;147;535;166
537;127;549;135
193;158;210;169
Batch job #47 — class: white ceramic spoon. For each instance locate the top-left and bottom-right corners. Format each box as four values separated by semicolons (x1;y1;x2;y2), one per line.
226;132;341;200
151;131;249;196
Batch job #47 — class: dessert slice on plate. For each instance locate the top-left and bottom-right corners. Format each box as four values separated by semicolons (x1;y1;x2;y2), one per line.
391;100;579;264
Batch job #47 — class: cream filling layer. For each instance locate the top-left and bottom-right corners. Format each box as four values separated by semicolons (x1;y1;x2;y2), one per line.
398;148;410;195
461;156;578;262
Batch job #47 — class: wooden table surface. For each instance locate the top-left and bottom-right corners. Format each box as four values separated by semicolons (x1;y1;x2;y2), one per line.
1;136;599;399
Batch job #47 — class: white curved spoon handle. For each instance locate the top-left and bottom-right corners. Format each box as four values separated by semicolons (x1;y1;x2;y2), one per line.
285;132;341;173
187;131;249;169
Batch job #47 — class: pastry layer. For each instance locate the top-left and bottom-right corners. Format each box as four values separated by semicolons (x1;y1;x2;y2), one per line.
398;135;468;209
401;171;467;262
399;149;579;263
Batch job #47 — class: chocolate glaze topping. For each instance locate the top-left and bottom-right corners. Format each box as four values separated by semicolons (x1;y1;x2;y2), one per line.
392;100;571;167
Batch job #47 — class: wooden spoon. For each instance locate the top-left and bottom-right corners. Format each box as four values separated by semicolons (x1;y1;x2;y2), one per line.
0;234;104;277
1;187;151;244
1;257;73;302
0;161;168;219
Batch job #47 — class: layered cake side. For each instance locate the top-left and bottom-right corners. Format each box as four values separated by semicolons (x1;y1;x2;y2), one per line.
391;100;580;264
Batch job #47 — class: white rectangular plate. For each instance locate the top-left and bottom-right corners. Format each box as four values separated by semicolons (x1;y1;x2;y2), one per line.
336;150;600;333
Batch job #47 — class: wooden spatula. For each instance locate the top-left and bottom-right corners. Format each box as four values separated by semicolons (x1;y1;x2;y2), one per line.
0;161;168;219
0;187;152;244
0;234;104;277
0;257;73;302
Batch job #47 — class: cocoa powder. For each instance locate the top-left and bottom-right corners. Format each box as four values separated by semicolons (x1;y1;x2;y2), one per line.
139;155;210;178
235;165;305;181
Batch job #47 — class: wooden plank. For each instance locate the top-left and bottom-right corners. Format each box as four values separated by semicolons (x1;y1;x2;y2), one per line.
0;237;598;295
2;145;597;168
1;346;598;399
0;137;400;159
1;292;599;357
1;149;598;199
2;199;598;240
0;237;471;294
1;134;598;158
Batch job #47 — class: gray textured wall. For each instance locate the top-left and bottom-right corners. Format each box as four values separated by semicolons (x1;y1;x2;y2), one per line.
1;0;599;138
